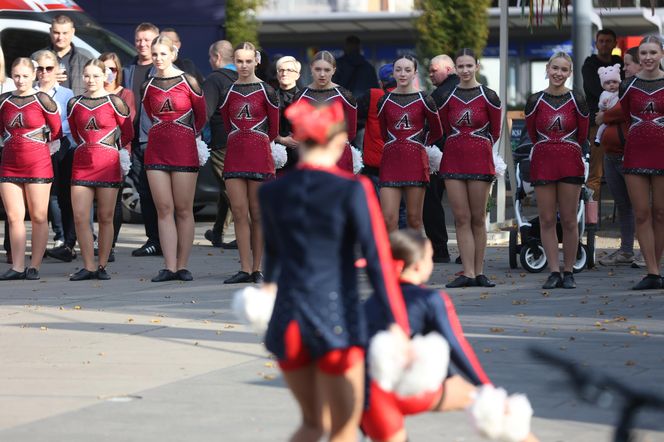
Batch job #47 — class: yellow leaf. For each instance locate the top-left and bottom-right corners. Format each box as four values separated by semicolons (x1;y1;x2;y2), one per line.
74;305;81;310
150;319;161;324
490;327;504;333
40;326;47;331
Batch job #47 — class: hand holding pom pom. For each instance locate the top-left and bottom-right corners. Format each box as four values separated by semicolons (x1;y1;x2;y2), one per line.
425;145;442;174
48;140;61;156
271;142;288;169
351;145;363;174
232;286;276;335
467;385;534;442
493;150;507;177
196;137;210;166
119;148;131;177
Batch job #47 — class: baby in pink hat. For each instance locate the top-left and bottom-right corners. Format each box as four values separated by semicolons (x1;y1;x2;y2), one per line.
595;63;622;146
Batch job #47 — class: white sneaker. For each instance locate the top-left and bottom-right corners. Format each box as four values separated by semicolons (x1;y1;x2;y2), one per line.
632;253;646;268
599;250;634;266
53;239;64;248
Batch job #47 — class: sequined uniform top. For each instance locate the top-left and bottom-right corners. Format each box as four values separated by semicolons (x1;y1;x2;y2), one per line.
68;94;134;187
220;82;280;180
377;92;442;187
0;92;62;183
260;164;410;360
619;76;664;175
294;86;357;173
525;90;589;186
438;85;501;181
141;74;206;172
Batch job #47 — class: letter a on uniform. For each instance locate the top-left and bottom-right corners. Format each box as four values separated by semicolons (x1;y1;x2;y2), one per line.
236;104;252;120
159;98;174;113
456;111;471;126
548;116;563;132
9;113;24;128
395;114;411;130
85;117;100;131
644;102;656;113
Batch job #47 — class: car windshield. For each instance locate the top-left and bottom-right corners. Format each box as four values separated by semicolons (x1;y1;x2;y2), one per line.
74;24;136;65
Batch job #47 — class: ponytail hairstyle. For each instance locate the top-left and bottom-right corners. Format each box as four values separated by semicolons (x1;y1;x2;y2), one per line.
84;58;107;72
11;57;36;72
234;41;261;64
547;51;573;68
454;48;478;64
393;53;418;71
389;229;429;271
311;50;336;68
639;34;664;50
626;46;640;64
151;35;179;60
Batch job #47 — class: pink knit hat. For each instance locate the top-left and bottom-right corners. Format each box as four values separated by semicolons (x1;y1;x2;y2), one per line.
597;64;621;86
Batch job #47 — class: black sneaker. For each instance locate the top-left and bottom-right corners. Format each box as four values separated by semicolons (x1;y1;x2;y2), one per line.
432;247;451;264
0;268;26;280
25;267;39;280
108;248;115;263
96;266;111;280
176;269;193;281
542;272;563;289
221;240;238;250
132;243;162;257
454;256;462;265
632;274;663;290
70;268;96;281
204;229;222;247
475;274;496;287
224;271;253;284
47;245;76;262
562;271;576;289
151;269;178;282
446;275;477;288
251;271;264;284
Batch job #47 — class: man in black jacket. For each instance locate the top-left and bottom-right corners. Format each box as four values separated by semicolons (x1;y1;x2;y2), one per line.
203;40;238;248
48;14;90;96
582;28;623;202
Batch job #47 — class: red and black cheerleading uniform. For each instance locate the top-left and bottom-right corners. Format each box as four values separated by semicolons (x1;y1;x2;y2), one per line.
294;87;357;173
438;85;502;181
220;82;280;181
377;92;442;187
0;92;62;183
619;76;664;175
361;283;491;440
67;95;134;187
259;164;410;374
525;90;589;185
141;74;207;172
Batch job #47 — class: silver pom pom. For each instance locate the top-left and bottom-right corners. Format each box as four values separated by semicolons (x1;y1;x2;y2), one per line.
119;148;131;177
351;145;363;175
48;140;60;156
425;145;442;174
271;142;288;169
196;137;210;166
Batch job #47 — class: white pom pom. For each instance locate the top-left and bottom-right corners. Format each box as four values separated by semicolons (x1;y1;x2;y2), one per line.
425;145;442;174
351;145;363;174
394;332;449;397
499;394;533;442
196;137;210;166
271;142;288;169
119;148;131;177
231;286;275;335
468;385;508;439
493;151;507;177
48;140;60;156
368;330;408;392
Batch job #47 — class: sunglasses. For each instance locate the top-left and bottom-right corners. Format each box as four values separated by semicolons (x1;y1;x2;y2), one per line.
36;66;55;73
107;67;118;73
278;68;298;74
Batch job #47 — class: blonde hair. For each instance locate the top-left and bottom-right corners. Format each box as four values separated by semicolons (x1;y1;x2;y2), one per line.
84;58;107;72
151;35;178;56
547;51;573;69
311;51;336;68
32;49;58;65
276;56;301;73
234;42;260;64
11;57;35;72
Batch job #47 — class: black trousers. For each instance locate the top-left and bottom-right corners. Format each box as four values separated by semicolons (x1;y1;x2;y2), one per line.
53;140;77;249
209;149;230;238
129;141;159;245
423;173;449;251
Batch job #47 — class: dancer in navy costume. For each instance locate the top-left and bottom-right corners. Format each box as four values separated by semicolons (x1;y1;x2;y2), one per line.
620;36;664;290
220;42;279;284
361;230;539;442
378;55;442;233
294;51;357;173
67;59;134;281
0;58;62;280
438;49;502;288
259;99;409;442
525;52;589;290
142;35;207;282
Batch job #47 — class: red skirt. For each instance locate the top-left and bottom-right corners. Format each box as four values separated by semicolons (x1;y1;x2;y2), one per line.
71;144;122;187
530;141;584;185
379;141;429;187
623;124;664;175
440;134;494;181
145;122;199;172
224;131;275;181
0;139;53;183
336;143;353;173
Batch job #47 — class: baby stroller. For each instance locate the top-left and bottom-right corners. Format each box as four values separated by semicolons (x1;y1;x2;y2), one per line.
508;130;596;273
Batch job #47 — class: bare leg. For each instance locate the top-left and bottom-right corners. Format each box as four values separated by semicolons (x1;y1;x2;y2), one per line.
318;361;364;442
445;179;475;278
71;185;96;271
380;187;403;232
148;171;177;271
534;184;560;273
282;365;326;442
556;182;581;272
23;183;51;270
95;187;119;268
171;172;198;270
247;180;264;273
651;176;664;267
625;175;659;275
467;181;492;275
226;178;252;273
404;186;426;231
0;183;27;271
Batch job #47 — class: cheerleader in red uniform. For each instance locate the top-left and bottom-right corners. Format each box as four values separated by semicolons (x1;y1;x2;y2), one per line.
294;51;357;173
220;42;279;284
438;49;502;288
525;52;589;290
0;58;62;280
142;35;207;282
620;36;664;290
378;55;442;232
67;59;134;281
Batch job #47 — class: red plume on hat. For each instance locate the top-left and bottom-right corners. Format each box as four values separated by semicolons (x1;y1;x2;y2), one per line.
285;100;345;145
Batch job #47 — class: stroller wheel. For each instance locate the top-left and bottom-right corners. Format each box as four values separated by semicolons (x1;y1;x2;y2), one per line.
509;228;518;269
520;244;547;273
573;244;588;273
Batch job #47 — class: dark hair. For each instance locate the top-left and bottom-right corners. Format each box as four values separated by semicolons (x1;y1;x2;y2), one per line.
51;14;74;27
99;52;124;87
83;58;107;72
596;29;617;41
311;50;337;68
626;46;640;63
454;48;478;64
393;54;418;71
389;229;429;270
234;41;260;64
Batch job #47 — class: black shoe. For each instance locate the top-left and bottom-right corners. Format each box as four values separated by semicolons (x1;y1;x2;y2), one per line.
632;274;663;290
151;269;178;282
221;240;238;250
176;269;193;281
432;248;451;264
224;270;253;284
96;266;111;280
0;268;26;280
542;272;563;289
475;274;495;287
562;271;576;289
252;271;264;284
70;268;96;281
132;243;162;257
454;256;462;265
47;245;76;262
108;248;115;263
446;275;477;288
204;229;222;247
25;267;39;280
